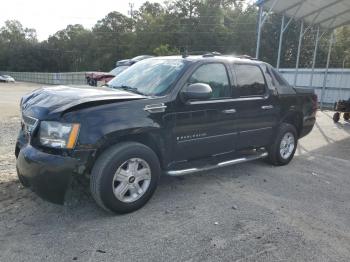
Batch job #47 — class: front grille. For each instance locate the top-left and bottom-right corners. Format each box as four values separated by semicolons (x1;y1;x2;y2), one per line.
22;114;39;134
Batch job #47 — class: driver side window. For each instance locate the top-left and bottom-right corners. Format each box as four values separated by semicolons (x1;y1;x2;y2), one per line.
188;63;231;99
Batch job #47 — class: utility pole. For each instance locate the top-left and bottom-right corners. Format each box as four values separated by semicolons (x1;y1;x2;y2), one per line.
128;2;135;19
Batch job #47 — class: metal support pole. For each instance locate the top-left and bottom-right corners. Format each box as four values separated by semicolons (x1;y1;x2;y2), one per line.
309;26;320;88
339;57;347;89
294;21;304;88
321;31;334;110
256;6;263;59
276;15;285;69
340;53;349;88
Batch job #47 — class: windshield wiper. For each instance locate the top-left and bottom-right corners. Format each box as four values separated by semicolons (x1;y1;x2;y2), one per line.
114;85;146;96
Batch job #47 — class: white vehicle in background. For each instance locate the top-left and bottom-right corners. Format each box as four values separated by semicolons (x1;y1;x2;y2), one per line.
0;75;15;83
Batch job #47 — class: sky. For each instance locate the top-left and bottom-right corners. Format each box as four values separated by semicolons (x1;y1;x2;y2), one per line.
0;0;163;41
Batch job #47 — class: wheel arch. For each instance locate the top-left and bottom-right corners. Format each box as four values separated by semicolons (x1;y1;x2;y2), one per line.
280;111;303;137
91;130;167;172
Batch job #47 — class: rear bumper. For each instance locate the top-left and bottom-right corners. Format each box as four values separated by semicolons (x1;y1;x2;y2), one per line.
16;142;95;204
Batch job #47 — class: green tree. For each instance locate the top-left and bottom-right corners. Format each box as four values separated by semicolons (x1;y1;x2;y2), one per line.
0;20;38;71
1;1;350;72
333;26;350;68
92;11;134;70
46;24;94;71
153;44;179;55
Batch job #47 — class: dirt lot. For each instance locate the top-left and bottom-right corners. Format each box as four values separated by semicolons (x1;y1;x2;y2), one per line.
1;82;350;262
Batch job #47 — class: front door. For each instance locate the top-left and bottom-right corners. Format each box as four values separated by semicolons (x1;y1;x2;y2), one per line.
172;62;238;161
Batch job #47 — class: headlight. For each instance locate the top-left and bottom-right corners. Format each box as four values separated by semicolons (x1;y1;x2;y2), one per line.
39;121;80;149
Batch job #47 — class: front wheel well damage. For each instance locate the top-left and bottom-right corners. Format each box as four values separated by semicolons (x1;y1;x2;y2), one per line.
90;132;164;174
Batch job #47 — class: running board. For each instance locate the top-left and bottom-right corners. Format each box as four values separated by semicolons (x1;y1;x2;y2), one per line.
165;151;268;176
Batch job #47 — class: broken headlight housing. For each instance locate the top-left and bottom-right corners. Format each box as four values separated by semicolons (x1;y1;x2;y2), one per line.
39;121;80;149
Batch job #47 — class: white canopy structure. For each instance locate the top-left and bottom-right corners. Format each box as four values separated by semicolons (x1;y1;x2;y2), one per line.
255;0;350;108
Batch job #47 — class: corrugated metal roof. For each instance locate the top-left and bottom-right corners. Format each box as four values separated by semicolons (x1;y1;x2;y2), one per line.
257;0;350;29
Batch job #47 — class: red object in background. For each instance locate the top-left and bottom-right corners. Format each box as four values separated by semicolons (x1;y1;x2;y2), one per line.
85;55;154;86
85;72;115;86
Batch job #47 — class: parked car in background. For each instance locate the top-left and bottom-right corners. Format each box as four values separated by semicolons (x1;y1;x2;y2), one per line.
116;55;154;67
85;55;153;86
0;75;15;83
15;54;317;214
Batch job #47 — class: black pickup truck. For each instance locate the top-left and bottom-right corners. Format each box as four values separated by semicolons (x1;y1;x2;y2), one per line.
15;55;317;213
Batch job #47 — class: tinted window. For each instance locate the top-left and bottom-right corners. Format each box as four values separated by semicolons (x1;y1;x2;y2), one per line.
271;68;290;86
189;63;230;99
234;64;266;97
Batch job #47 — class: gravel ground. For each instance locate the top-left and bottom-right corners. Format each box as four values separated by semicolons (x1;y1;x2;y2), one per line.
0;82;350;262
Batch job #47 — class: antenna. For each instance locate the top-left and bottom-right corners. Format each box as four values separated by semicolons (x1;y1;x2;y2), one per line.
128;2;135;19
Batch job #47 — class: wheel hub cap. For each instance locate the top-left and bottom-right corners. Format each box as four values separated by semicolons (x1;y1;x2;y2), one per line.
279;132;295;160
112;158;151;203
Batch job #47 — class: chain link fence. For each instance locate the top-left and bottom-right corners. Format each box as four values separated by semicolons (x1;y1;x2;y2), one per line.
280;68;350;107
0;71;87;85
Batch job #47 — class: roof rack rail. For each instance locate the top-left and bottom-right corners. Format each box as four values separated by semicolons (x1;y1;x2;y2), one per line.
202;51;222;57
179;50;223;58
236;55;258;60
186;51;211;55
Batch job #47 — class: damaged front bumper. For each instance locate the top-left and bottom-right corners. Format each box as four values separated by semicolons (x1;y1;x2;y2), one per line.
15;134;95;204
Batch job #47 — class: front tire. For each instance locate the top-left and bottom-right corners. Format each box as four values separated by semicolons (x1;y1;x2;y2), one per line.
90;142;161;214
267;123;298;166
343;113;350;121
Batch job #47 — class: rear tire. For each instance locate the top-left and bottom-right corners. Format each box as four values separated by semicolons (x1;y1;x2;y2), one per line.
333;112;340;123
90;142;161;214
266;123;298;166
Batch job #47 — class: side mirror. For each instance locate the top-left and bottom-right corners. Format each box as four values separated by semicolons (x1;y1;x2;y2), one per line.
181;83;212;101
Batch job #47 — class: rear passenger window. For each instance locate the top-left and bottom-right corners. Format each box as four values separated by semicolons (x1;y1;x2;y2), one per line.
189;63;231;99
234;64;266;97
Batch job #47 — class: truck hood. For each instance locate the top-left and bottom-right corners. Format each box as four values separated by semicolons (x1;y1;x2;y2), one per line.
21;85;146;119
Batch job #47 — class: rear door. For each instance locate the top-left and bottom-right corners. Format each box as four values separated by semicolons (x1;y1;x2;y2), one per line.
230;63;279;149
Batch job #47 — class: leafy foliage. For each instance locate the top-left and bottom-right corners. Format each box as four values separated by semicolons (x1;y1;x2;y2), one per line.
0;0;349;72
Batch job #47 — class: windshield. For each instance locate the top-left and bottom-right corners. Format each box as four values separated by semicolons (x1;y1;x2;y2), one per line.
108;59;187;96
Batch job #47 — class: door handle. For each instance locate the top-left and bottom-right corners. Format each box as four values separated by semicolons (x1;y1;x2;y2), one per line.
144;103;167;113
261;105;274;110
222;109;236;114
